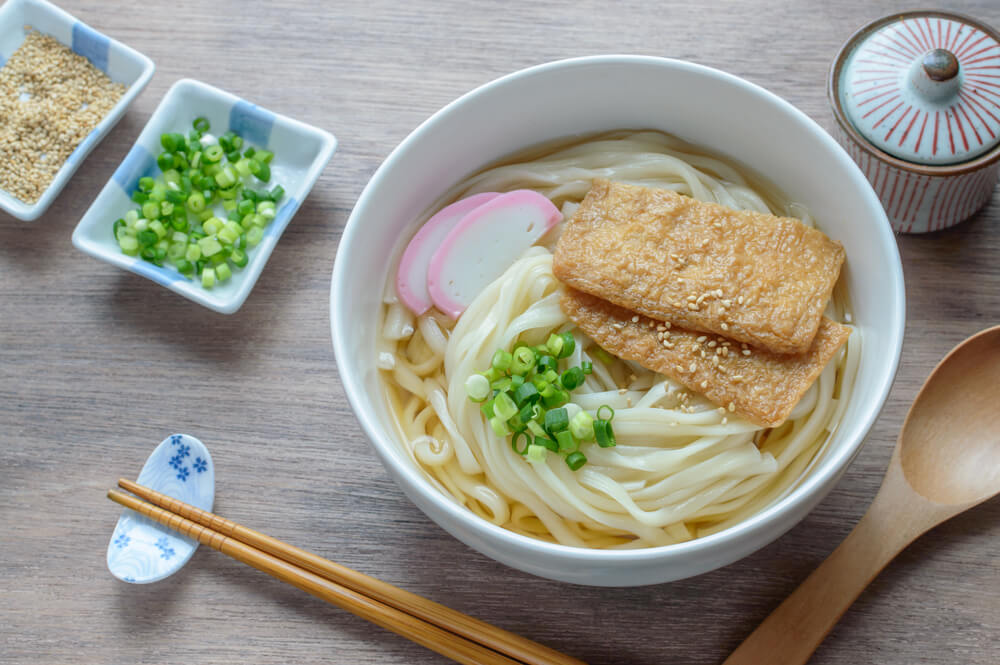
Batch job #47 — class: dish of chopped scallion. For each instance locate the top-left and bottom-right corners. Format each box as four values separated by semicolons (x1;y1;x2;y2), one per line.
111;117;285;289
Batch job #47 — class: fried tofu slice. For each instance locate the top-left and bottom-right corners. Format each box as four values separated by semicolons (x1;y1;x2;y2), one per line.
552;179;846;355
561;288;850;428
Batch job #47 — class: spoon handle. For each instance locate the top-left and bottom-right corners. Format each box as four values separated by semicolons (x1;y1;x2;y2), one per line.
722;475;934;665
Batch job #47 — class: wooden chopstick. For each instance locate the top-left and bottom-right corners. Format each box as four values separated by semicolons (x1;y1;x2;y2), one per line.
110;481;585;665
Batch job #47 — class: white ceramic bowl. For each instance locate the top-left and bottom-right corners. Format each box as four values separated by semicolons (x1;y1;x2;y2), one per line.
73;79;337;314
331;56;905;586
0;0;154;221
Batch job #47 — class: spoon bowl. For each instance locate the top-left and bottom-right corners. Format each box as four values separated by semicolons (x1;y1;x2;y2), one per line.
725;324;1000;665
900;326;1000;506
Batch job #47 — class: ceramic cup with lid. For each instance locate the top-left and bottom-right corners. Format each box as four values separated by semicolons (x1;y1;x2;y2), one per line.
830;10;1000;233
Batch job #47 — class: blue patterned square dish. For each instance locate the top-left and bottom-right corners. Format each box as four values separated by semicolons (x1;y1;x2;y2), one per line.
71;78;337;314
0;0;154;221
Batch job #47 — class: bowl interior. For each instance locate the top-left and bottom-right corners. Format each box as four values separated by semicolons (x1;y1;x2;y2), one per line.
0;0;154;220
72;78;336;314
332;56;904;584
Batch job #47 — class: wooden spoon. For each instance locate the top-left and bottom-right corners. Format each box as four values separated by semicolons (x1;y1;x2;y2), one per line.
724;324;1000;665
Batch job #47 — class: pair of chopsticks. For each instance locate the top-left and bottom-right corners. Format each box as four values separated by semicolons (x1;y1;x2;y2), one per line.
108;480;585;665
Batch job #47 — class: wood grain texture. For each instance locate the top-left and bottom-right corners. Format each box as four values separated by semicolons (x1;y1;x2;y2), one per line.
1;1;998;664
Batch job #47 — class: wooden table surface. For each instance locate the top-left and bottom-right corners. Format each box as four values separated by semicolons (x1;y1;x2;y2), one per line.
2;1;998;663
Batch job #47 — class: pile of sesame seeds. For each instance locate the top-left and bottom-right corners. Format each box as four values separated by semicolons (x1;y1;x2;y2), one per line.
0;30;125;204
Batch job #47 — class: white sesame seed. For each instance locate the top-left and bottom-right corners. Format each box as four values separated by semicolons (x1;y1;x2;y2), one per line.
631;315;639;323
728;402;735;412
0;32;125;203
696;335;707;343
720;323;729;331
742;349;751;356
700;381;708;389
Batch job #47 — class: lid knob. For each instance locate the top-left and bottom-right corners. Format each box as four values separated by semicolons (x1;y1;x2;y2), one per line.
922;48;959;82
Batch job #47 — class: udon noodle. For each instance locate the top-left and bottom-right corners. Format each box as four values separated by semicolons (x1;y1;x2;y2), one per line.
377;131;860;549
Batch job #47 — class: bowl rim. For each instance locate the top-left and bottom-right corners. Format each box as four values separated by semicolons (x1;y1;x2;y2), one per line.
0;0;156;221
331;54;905;565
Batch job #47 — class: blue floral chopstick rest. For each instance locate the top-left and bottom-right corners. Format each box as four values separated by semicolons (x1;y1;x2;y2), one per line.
107;434;215;584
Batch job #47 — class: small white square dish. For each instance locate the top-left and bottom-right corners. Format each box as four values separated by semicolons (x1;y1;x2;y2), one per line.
72;78;337;314
0;0;155;221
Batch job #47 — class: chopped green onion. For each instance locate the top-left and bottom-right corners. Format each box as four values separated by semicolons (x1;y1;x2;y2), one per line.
491;349;512;372
216;263;232;282
175;258;194;274
148;220;167;239
557;332;576;359
246;226;263;247
537;355;557;374
594;419;616;448
560;367;585;390
202;217;223;235
255;162;271;182
480;398;495;419
581;360;593;375
490;377;512;393
513;382;539;407
198;236;223;257
201;266;216;288
138;176;155;193
193;116;210;133
489;416;510;437
118;235;139;255
541;387;568;409
511;346;536;375
569;411;595;441
493;392;517;421
511;432;532;455
218;227;239;244
526;444;546;463
597;405;615;421
269;185;285;201
536;437;559;453
555;430;576;452
527;420;546;439
229;248;248;268
204;144;224;163
186;191;206;212
545;333;564;357
565;451;587;471
544;408;569;433
156;152;174;171
254;149;274;164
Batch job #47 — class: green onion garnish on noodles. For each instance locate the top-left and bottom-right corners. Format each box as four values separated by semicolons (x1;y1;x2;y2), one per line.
466;340;617;470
